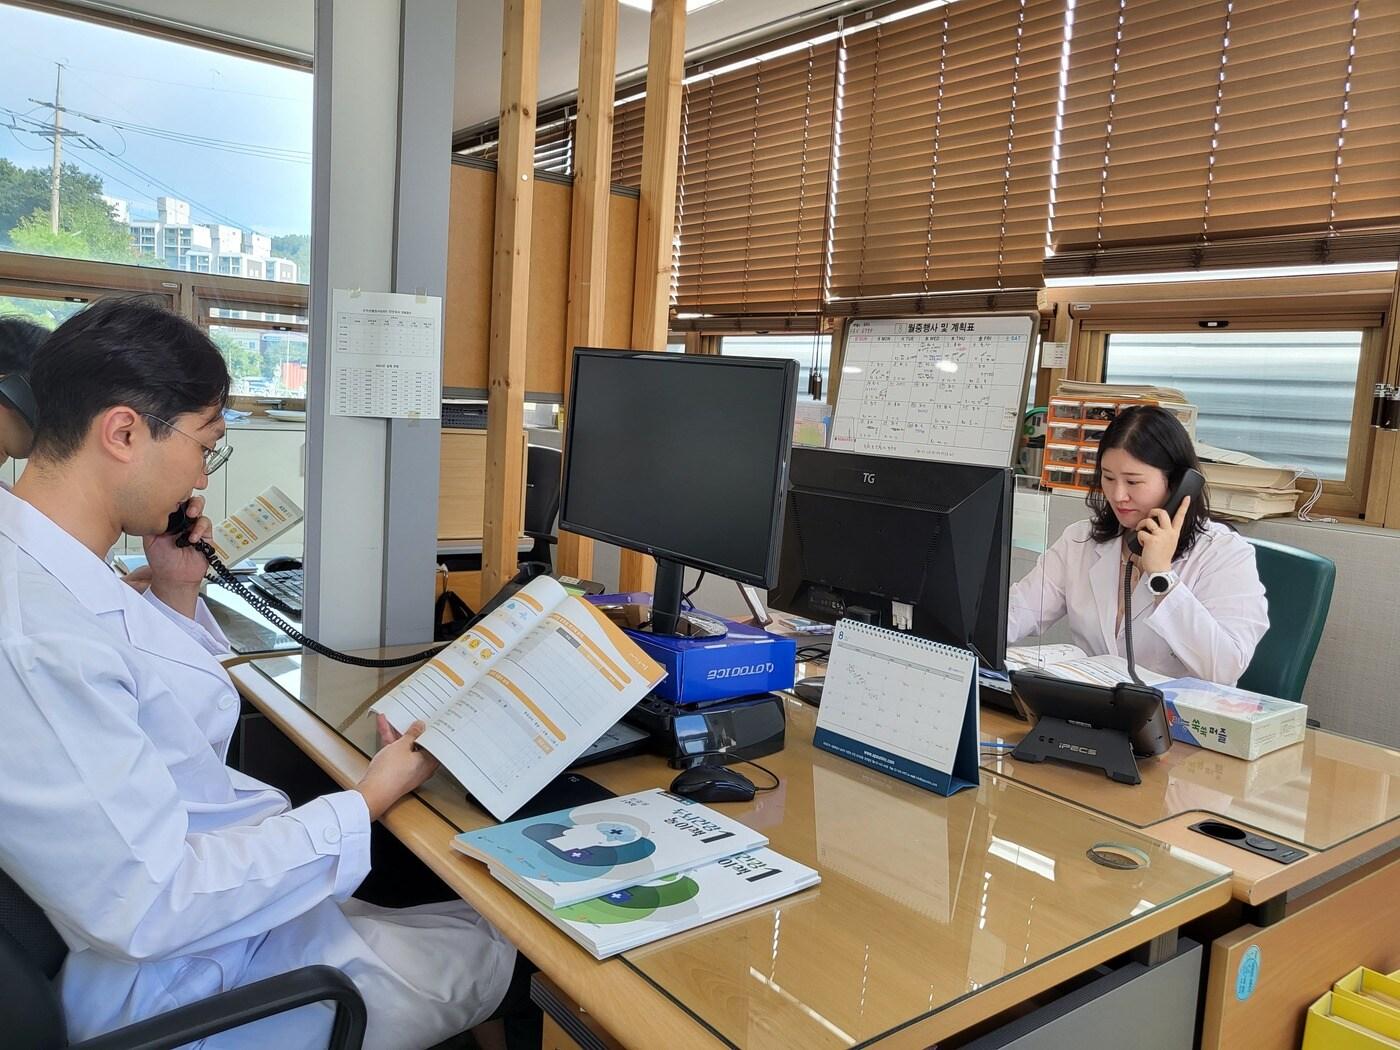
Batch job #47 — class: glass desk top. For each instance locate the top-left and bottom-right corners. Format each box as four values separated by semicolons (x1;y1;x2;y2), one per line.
244;652;1231;1049
980;707;1400;851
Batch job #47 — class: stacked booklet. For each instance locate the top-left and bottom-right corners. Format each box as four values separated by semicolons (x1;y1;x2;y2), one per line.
452;788;820;958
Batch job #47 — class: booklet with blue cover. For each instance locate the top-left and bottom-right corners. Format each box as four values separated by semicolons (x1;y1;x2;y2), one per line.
498;847;820;959
451;788;768;908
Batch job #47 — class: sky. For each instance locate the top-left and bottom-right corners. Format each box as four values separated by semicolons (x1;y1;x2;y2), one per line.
0;3;312;236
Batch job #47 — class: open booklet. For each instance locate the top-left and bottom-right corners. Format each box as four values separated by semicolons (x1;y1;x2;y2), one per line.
1003;643;1170;687
372;576;666;820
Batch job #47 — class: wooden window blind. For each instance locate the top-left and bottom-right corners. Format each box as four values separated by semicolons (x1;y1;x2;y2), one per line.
456;113;575;176
673;41;837;315
825;0;1064;300
532;114;575;175
611;95;647;190
1050;0;1400;275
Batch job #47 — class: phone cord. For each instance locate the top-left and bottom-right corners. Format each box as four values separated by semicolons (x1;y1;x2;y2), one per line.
189;538;447;668
1122;558;1146;687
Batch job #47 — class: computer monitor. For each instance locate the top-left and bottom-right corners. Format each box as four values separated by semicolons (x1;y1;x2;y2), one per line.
560;348;798;636
769;448;1012;669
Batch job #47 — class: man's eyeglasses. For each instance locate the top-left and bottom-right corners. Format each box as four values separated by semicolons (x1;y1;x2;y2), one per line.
143;413;233;475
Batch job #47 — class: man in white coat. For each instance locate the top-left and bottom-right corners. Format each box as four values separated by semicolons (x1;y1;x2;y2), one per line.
0;299;519;1048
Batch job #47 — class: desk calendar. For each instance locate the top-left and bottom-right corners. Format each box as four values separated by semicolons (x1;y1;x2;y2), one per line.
813;620;980;796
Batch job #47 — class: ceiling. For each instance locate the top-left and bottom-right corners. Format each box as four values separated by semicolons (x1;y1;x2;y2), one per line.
65;1;833;134
451;0;834;132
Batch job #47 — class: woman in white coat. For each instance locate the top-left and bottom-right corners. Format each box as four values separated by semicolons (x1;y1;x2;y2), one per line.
0;300;519;1049
1009;405;1268;685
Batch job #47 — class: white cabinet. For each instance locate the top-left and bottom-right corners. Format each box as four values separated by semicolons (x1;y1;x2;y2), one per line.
223;427;305;559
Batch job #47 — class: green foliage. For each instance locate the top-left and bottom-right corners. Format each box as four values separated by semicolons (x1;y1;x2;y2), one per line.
210;329;263;380
0;159;114;251
270;233;310;282
9;197;137;263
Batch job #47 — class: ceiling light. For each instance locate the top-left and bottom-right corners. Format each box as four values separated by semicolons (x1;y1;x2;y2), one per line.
619;0;724;11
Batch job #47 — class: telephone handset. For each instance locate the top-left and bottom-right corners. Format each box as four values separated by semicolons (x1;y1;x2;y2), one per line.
161;498;445;669
1125;467;1205;556
1120;466;1206;686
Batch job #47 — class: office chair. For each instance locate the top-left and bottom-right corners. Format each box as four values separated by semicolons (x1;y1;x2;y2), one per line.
1237;537;1335;704
0;866;366;1050
523;444;562;571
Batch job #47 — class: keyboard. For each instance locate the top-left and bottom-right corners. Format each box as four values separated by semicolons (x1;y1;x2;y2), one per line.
248;569;304;618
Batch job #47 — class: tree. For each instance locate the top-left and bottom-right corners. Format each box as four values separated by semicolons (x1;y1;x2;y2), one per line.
270;233;311;282
0;159;113;249
9;198;136;263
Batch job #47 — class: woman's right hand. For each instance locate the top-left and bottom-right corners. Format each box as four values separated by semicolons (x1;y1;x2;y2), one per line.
354;716;440;820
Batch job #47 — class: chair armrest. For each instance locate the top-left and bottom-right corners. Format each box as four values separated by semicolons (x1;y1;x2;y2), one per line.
70;965;366;1050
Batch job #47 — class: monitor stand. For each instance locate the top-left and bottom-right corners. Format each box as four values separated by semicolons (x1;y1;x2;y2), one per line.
621;557;729;639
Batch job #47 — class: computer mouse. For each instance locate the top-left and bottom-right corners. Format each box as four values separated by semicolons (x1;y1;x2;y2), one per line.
792;677;824;706
668;763;756;804
264;556;303;573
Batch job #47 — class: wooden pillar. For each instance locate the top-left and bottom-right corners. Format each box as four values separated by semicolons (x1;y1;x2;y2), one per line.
557;0;618;580
482;0;541;597
621;0;686;593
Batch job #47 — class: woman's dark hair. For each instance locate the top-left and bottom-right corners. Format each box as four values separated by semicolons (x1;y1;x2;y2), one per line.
1086;404;1212;558
0;316;47;374
27;296;230;461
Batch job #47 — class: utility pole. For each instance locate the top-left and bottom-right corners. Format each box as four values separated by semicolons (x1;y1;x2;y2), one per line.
49;63;64;233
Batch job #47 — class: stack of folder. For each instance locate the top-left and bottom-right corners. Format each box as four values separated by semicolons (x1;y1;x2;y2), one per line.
1195;441;1302;521
1303;967;1400;1049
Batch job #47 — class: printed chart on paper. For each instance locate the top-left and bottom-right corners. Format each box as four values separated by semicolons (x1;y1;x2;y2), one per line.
830;314;1035;467
330;288;442;419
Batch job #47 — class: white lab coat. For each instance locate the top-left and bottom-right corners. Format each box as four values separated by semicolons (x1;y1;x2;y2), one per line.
1008;519;1269;686
0;488;515;1049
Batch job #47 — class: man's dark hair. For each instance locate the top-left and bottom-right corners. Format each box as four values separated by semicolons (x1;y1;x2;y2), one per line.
28;297;230;460
0;316;47;374
1086;404;1214;558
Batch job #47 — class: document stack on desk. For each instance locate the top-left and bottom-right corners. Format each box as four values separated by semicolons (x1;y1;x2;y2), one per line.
452;789;819;958
372;576;666;821
1003;643;1170;687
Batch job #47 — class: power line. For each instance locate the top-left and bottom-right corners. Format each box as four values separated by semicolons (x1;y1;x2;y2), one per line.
3;103;254;229
28;100;311;164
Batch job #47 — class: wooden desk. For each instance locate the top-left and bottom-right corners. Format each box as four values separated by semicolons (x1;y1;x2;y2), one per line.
977;706;1400;1050
979;707;1400;910
232;652;1231;1050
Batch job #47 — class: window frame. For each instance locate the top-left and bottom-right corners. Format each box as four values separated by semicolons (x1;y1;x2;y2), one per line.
194;286;310;407
1046;272;1394;522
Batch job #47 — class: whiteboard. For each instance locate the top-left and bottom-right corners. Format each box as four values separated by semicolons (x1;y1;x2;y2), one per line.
829;314;1035;467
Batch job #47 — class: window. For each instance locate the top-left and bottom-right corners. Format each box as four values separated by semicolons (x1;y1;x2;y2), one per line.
721;334;832;401
1105;331;1365;480
204;303;309;399
0;3;310;281
0;293;83;329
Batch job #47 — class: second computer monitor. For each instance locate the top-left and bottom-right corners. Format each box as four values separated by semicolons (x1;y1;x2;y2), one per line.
769;448;1012;668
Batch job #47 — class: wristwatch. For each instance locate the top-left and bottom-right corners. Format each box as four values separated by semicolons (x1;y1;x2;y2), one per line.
1147;570;1179;596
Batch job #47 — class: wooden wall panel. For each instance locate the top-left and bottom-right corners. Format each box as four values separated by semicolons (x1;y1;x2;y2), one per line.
602;193;639;350
444;164;494;390
525;180;571;395
444;165;639;389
